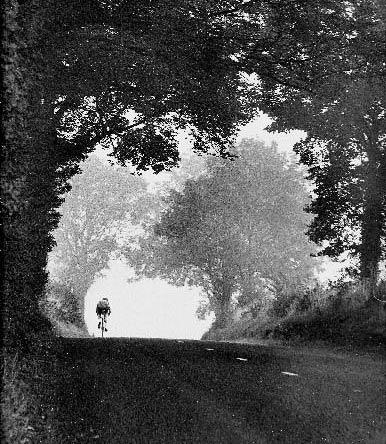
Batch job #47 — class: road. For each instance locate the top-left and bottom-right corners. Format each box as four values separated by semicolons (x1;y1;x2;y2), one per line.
50;338;385;443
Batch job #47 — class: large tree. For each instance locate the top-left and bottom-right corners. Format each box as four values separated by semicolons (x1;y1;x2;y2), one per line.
48;155;149;320
2;0;249;343
294;79;386;284
125;139;318;326
252;1;386;285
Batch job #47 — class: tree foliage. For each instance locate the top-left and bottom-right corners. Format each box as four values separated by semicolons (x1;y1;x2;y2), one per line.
253;1;386;282
42;281;84;327
125;139;318;326
49;155;149;318
2;0;252;343
294;79;386;281
2;0;373;342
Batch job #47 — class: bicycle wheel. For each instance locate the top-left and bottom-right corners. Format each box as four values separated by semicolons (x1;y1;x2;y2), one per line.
101;317;104;338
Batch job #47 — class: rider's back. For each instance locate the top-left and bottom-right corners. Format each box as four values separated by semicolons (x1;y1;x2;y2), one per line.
97;299;109;310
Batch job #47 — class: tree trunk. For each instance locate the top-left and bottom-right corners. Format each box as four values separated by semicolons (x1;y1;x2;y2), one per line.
2;1;48;345
2;1;74;345
360;128;385;294
3;102;60;344
212;280;234;329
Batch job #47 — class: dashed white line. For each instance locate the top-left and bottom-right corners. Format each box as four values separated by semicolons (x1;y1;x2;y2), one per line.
281;371;299;377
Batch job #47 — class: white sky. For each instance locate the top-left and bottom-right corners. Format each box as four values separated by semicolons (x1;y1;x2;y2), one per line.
236;114;306;150
84;114;342;339
85;260;214;338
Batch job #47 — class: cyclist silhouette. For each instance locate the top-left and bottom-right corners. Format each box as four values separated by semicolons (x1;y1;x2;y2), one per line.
96;297;111;332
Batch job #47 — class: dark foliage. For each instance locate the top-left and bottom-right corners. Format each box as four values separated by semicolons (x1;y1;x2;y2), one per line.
269;308;386;348
255;1;386;282
2;0;252;345
2;0;373;344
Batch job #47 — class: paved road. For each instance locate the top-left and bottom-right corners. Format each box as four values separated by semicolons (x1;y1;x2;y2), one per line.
51;338;385;443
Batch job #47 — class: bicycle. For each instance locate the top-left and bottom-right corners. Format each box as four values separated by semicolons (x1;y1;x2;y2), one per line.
98;313;108;338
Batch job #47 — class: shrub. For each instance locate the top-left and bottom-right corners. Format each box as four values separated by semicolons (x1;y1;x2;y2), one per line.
270;288;302;318
267;279;386;346
41;281;84;327
327;279;383;313
294;289;313;312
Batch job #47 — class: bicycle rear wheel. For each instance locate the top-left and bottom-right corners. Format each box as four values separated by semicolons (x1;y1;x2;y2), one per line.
101;317;104;338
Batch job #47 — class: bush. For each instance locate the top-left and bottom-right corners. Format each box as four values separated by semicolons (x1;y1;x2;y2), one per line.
271;279;382;320
327;278;386;313
270;287;303;318
203;279;386;348
41;281;84;327
267;279;386;346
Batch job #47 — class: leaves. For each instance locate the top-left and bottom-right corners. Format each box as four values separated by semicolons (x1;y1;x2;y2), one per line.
5;0;384;342
50;155;148;302
248;2;386;279
124;139;319;319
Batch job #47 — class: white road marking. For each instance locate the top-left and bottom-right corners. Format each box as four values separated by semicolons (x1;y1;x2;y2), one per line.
281;371;299;377
205;348;214;351
236;357;248;361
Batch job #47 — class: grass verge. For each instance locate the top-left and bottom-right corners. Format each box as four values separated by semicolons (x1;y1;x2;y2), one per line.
1;334;62;443
203;291;386;353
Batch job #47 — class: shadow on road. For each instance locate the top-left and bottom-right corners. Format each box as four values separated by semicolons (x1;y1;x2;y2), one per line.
46;338;385;444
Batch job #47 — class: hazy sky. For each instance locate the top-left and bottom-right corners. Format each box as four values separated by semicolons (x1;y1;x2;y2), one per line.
85;260;214;338
85;115;340;339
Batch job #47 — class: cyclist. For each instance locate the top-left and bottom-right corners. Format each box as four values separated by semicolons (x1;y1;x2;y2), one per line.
96;297;111;332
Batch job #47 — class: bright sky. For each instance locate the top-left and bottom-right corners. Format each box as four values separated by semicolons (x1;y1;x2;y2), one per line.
85;260;214;338
84;115;341;339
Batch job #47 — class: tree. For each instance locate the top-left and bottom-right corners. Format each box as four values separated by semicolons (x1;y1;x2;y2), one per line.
2;0;81;343
125;139;318;326
48;155;149;319
253;1;386;285
2;0;250;343
294;79;386;284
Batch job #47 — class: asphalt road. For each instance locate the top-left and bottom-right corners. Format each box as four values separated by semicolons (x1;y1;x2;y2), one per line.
51;338;386;443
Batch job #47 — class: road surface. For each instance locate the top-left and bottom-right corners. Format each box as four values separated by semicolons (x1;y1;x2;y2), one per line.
50;338;385;443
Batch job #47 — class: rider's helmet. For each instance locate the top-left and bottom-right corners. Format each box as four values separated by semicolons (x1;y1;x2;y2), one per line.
102;297;108;301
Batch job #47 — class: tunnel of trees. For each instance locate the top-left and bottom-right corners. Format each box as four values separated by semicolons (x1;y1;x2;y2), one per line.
2;0;385;346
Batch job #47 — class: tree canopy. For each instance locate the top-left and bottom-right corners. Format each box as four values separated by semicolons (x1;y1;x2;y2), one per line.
48;155;150;318
254;1;386;282
14;0;360;171
295;79;386;281
125;139;318;326
3;0;381;343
